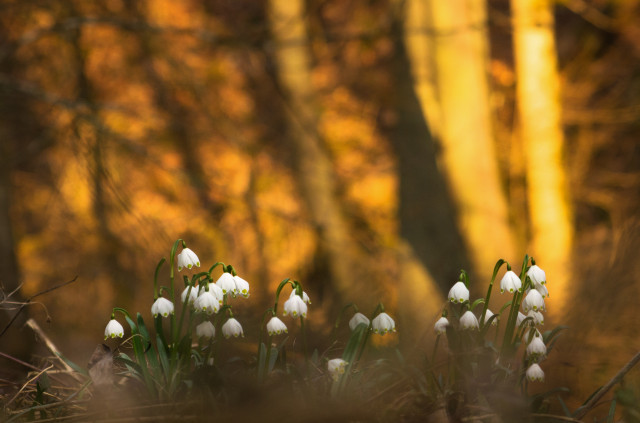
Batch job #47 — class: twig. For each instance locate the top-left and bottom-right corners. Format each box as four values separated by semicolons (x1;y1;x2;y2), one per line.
0;276;78;337
5;364;53;407
573;350;640;419
532;413;584;422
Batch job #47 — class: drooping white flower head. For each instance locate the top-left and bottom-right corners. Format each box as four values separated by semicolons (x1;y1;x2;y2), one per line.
289;289;311;304
327;358;348;380
204;283;225;305
194;291;220;315
482;309;498;326
526;336;547;358
527;264;546;286
535;284;549;298
448;281;469;304
500;270;522;294
104;319;124;340
459;310;479;330
434;316;449;335
372;312;396;335
283;294;308;318
522;289;545;312
526;363;545;382
222;318;244;338
233;276;250;298
516;311;527;326
181;286;198;306
177;248;200;272
266;316;288;336
349;312;370;331
151;297;175;318
527;310;544;325
216;273;238;296
195;321;215;339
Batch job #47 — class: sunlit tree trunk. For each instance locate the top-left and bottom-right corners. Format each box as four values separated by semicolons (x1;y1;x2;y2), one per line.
512;0;573;317
267;0;358;300
426;0;517;281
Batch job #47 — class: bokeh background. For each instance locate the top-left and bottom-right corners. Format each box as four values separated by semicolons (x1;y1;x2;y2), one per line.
1;0;639;409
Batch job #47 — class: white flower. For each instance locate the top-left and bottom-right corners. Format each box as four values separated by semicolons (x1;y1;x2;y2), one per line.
459;310;479;330
349;312;370;331
522;289;545;312
448;281;469;303
290;289;311;304
516;311;527;326
151;297;174;318
216;273;238;296
372;312;396;335
104;319;124;339
266;316;288;335
177;247;200;271
500;270;522;294
327;358;348;380
283;294;308;318
527;310;544;325
535;284;549;298
204;283;225;305
222;318;244;338
434;317;449;335
526;363;545;382
194;291;220;315
233;276;250;298
526;336;547;358
482;309;498;326
527;264;546;286
181;286;198;306
195;321;215;339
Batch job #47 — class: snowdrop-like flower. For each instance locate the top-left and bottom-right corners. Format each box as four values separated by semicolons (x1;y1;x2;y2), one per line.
448;281;469;304
283;294;308;318
500;270;522;294
522;289;545;312
516;311;527;326
266;316;288;335
482;309;498;326
526;336;547;358
535;284;549;298
194;291;220;315
290;289;311;304
181;286;198;306
216;273;238;296
104;319;124;340
177;248;200;271
327;359;348;380
195;321;215;339
527;264;546;286
526;363;545;382
527;310;544;325
233;276;250;298
372;312;396;335
222;318;244;338
459;311;479;330
349;312;370;331
434;317;449;335
152;297;174;318
203;283;224;305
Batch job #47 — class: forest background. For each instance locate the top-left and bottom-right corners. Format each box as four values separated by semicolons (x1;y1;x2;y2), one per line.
0;0;639;410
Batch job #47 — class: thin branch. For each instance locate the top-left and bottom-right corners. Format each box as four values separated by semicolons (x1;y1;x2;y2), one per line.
573;350;640;419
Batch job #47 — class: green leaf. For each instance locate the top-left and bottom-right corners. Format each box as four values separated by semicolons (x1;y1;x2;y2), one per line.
54;352;89;377
268;347;278;372
543;325;569;345
557;395;571;416
606;399;616;423
157;334;171;382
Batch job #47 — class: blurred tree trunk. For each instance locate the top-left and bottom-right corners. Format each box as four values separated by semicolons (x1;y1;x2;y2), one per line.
386;1;469;343
424;0;517;281
512;0;573;317
267;0;359;300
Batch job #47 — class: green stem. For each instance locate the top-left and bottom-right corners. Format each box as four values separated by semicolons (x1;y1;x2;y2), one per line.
479;259;506;328
153;258;166;300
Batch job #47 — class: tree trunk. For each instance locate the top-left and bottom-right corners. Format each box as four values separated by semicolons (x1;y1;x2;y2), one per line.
267;0;359;301
426;0;517;281
511;0;573;318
